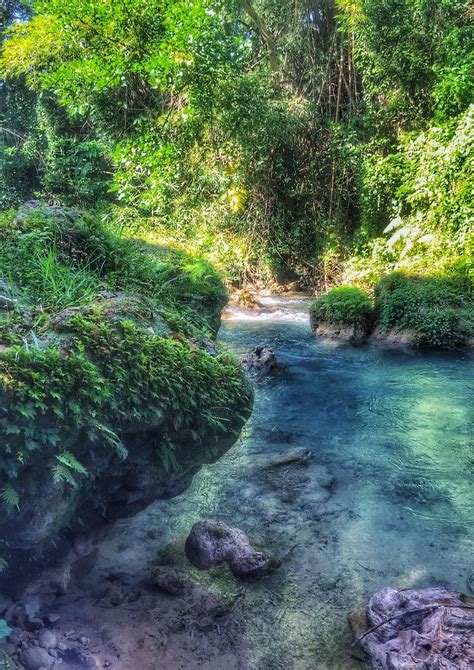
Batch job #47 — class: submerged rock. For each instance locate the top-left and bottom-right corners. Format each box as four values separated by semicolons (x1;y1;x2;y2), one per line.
37;630;57;651
350;586;474;669
240;345;287;380
185;521;278;578
20;646;55;670
234;289;262;310
260;447;312;469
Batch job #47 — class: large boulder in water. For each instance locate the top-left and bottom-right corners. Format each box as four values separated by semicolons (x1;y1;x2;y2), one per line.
350;586;474;669
185;521;278;578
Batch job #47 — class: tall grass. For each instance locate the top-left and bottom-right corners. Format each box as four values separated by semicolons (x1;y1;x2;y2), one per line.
33;247;101;310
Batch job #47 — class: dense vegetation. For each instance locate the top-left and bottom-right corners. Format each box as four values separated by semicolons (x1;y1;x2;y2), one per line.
0;0;472;537
310;286;373;332
310;274;473;347
0;0;471;288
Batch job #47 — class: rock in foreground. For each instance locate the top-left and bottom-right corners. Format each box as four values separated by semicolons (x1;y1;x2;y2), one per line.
185;521;278;578
350;586;474;669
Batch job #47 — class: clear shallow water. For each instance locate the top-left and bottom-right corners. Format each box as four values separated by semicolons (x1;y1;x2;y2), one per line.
220;297;474;666
96;296;474;669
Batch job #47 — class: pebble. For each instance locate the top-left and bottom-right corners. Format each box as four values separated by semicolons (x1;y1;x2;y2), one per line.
79;636;90;646
7;633;20;646
38;630;57;649
44;613;60;625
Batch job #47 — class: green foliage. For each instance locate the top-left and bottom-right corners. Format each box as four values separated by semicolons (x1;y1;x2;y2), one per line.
0;0;472;295
0;207;250;507
0;311;249;482
0;485;19;510
338;0;472;132
344;106;474;285
0;206;226;333
310;286;373;329
375;272;473;348
52;451;88;488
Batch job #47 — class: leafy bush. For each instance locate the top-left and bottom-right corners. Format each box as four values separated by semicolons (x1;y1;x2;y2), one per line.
375;272;473;348
0;312;250;482
344;106;474;287
310;286;373;330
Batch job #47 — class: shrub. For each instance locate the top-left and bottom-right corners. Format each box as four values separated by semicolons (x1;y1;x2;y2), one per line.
310;286;374;331
374;272;473;348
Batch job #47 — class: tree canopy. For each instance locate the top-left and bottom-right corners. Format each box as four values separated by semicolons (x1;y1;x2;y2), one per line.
0;0;472;285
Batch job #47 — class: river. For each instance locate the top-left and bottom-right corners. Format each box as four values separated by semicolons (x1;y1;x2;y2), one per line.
81;295;473;669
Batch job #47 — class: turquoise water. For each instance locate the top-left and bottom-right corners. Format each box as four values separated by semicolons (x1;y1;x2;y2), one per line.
96;296;474;668
218;298;473;667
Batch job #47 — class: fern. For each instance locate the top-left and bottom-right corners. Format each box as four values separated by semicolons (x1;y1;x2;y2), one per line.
52;451;88;488
52;462;79;488
0;485;19;511
57;450;88;474
93;422;128;460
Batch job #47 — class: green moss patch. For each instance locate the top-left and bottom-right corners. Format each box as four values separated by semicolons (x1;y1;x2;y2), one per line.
0;307;250;481
310;286;374;332
0;203;227;338
0;205;252;571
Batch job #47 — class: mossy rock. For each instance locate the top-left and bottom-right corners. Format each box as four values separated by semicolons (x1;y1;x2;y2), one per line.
310;286;374;344
0;204;253;587
0;201;227;338
374;272;473;349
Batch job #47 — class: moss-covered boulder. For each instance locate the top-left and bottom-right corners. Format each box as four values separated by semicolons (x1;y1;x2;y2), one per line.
0;204;253;585
310;273;473;349
373;272;473;348
310;286;374;344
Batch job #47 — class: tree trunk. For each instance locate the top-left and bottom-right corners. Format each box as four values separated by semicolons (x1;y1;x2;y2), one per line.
242;1;279;76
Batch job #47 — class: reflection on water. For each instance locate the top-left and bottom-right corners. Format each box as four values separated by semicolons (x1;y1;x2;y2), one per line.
98;296;474;669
